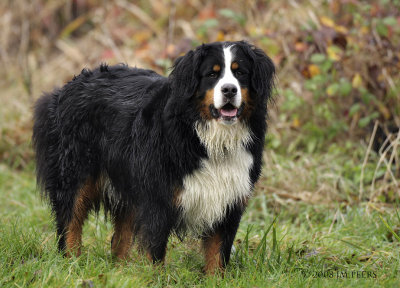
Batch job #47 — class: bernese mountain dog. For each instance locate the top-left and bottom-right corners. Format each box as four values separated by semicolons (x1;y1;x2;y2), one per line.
32;41;275;274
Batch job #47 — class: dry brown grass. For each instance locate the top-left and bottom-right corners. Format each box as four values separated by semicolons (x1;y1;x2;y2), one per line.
0;0;398;204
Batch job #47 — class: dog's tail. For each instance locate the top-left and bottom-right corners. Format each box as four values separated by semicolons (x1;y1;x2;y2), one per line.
32;91;60;198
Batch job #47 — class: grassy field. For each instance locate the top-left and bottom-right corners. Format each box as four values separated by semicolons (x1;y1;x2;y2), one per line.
1;147;399;287
0;0;399;287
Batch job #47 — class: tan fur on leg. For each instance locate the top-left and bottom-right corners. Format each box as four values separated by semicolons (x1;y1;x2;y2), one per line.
203;233;223;275
112;212;135;260
66;178;99;257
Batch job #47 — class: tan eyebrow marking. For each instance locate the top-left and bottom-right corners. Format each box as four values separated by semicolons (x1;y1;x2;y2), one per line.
231;62;239;70
213;65;221;72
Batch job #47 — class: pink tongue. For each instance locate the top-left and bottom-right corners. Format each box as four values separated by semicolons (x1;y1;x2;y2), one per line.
220;108;238;117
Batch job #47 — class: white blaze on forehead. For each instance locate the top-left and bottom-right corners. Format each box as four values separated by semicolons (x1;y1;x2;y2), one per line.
213;45;242;109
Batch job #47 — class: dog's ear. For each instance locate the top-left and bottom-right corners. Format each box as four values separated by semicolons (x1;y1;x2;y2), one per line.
169;46;204;99
239;42;275;102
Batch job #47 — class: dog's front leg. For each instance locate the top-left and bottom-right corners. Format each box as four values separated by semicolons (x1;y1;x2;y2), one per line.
202;203;244;275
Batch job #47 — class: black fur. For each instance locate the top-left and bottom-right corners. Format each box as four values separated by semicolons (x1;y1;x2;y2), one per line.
32;41;275;269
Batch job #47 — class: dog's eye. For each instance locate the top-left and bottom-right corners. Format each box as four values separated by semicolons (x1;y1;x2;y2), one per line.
207;72;218;78
235;70;244;76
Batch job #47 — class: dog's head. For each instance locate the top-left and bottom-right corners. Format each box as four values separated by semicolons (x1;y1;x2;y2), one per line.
168;41;275;125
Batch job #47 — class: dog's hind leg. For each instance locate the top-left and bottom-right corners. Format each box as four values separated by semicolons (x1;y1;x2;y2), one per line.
62;178;99;257
111;211;135;260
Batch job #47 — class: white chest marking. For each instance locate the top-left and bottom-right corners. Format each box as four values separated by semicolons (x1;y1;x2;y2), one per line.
178;120;253;234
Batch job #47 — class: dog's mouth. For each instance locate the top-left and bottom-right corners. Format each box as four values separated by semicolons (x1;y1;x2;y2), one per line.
209;103;245;123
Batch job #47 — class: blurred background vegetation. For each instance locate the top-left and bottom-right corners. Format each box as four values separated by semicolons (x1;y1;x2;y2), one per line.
0;0;399;205
0;1;399;286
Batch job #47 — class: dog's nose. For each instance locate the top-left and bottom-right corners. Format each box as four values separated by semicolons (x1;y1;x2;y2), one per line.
221;84;237;98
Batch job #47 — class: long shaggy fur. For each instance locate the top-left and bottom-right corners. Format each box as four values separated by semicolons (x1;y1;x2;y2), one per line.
32;41;275;271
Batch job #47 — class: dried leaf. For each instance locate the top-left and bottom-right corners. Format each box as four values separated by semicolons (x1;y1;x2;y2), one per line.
361;26;369;35
294;41;307;52
320;16;335;28
60;15;87;39
330;0;341;15
292;117;301;128
216;31;225;42
308;64;321;77
198;5;216;20
101;49;115;60
327;45;341;61
132;30;153;44
376;102;391;120
166;44;176;57
352;74;363;89
334;25;348;34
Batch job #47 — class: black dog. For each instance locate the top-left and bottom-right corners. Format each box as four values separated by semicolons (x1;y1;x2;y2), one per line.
33;41;275;274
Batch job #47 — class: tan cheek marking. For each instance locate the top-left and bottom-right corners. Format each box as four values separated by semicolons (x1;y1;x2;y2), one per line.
203;233;223;274
241;88;249;103
66;178;100;257
199;89;214;120
213;65;221;72
231;62;239;70
240;88;254;120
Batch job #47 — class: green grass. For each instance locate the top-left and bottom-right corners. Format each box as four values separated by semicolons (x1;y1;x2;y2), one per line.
0;151;399;288
1;0;399;286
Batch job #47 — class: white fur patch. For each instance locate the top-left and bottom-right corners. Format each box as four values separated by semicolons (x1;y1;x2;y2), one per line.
177;120;253;234
213;45;242;109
